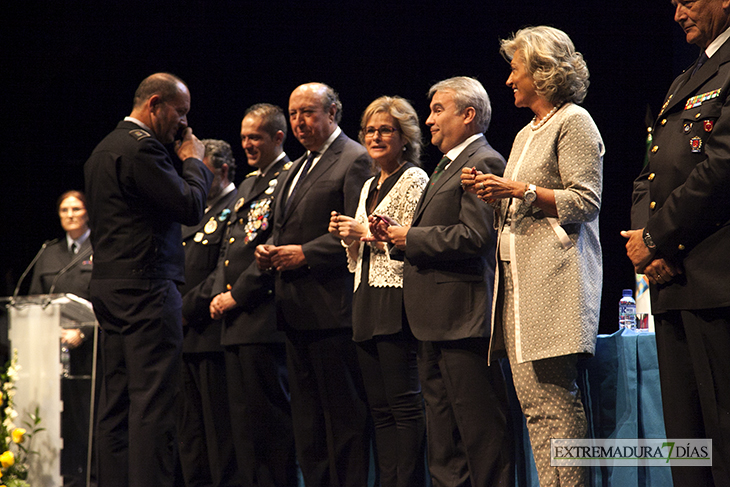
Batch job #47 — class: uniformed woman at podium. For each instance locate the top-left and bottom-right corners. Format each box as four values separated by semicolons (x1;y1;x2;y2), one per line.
29;189;94;487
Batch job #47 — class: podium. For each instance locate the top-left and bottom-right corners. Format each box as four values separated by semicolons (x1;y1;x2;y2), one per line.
5;294;98;487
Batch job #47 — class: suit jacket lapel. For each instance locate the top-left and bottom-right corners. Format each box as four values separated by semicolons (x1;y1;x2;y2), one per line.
281;133;345;222
413;136;485;222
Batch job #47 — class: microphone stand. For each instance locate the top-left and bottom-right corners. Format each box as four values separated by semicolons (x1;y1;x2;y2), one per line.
9;238;59;307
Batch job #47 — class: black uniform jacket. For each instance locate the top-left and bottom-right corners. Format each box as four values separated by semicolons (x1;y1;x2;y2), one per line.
180;188;238;353
84;120;213;284
29;238;93;299
632;38;730;313
214;157;291;345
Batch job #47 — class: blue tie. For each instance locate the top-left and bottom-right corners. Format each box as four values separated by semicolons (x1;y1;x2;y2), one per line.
691;52;708;77
285;151;316;213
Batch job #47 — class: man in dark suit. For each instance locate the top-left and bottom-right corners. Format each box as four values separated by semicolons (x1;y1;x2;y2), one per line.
84;72;212;487
178;139;238;486
623;2;730;484
383;77;513;486
255;83;373;487
208;104;297;486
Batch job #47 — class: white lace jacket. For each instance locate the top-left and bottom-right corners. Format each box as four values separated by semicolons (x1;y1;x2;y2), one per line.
350;166;429;291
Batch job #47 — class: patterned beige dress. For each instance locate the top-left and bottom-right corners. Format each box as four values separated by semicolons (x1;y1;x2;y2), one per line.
492;102;604;487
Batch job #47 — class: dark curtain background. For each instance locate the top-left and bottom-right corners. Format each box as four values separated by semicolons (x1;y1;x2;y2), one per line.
2;0;698;335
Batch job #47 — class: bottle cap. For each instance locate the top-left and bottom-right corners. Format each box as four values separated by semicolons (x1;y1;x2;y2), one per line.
622;289;633;297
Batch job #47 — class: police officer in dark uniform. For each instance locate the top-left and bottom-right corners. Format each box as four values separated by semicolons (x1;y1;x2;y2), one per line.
208;104;297;487
178;139;238;486
623;1;730;484
84;72;212;487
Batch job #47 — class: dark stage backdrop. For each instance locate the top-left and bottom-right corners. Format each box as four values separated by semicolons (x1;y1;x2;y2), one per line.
3;1;698;334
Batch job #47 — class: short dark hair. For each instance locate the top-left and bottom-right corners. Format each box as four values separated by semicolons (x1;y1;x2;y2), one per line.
244;103;288;143
133;73;187;109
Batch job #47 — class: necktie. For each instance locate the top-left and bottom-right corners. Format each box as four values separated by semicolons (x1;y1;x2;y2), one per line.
70;242;77;255
425;156;450;196
691;52;708;77
285;151;316;213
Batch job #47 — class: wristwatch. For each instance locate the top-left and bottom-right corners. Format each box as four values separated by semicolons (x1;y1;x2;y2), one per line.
642;229;657;250
523;184;537;206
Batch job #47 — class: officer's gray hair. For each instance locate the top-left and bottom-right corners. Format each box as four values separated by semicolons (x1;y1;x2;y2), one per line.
201;139;237;181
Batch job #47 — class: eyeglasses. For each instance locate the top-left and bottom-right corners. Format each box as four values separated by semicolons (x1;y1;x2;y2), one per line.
362;125;398;138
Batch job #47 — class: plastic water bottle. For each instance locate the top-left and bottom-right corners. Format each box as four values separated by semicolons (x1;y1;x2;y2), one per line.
619;289;636;330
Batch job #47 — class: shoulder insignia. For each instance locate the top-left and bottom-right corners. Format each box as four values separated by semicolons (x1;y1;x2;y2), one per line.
129;129;151;141
245;172;258;178
265;178;278;194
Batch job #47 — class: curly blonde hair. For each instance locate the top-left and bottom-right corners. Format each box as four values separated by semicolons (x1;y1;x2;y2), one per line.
500;26;589;105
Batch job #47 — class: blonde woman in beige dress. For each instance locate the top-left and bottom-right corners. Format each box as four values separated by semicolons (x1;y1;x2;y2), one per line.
462;26;604;486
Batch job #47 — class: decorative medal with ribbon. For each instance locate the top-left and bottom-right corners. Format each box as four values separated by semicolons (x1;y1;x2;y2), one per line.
690;136;703;153
204;218;218;234
234;197;245;213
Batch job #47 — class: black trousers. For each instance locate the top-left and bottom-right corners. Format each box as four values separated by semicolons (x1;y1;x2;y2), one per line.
418;338;514;487
356;333;425;487
655;307;730;487
285;328;372;487
225;343;297;487
91;278;183;487
177;351;237;487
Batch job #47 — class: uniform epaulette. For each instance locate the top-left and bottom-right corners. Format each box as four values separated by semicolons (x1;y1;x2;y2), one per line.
245;172;258;179
129;129;151;141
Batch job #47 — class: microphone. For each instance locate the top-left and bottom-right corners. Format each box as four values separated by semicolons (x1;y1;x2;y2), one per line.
48;245;92;295
11;238;59;306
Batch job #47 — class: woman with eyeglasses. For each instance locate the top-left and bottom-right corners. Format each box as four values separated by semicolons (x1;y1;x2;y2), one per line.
329;96;428;487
